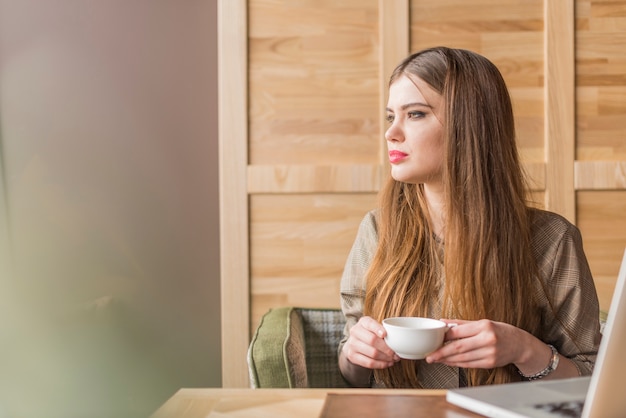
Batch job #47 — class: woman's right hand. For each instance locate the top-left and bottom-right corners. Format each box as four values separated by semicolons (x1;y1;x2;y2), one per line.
342;316;400;369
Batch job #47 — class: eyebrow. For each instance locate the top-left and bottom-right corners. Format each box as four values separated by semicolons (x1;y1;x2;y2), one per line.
386;102;433;112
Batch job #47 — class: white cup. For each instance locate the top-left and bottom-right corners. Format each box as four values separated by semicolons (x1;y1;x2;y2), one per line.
382;317;455;360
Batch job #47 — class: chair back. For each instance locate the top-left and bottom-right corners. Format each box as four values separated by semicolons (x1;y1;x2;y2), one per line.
248;307;350;388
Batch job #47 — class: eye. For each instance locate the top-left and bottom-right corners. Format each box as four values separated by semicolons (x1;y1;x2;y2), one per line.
408;111;425;119
385;113;394;123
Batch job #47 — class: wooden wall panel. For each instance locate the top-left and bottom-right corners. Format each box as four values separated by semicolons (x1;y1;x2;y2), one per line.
577;191;626;311
246;0;381;335
248;0;380;166
409;0;545;159
576;1;626;159
545;0;576;221
247;164;383;193
250;193;378;331
575;0;626;313
220;0;626;387
218;0;249;388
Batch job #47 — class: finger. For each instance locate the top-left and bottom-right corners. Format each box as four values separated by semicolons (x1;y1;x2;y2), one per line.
428;341;500;369
348;327;397;360
352;318;393;356
359;316;387;338
436;349;501;369
349;349;397;369
345;338;397;368
426;335;481;363
442;323;471;341
442;319;491;341
350;322;385;347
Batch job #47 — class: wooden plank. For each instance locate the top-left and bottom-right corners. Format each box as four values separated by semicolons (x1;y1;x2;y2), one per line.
576;1;626;160
380;0;410;168
248;0;380;167
247;164;383;193
248;162;545;193
576;87;626;160
575;161;626;190
574;0;626;313
249;193;378;333
577;191;626;311
544;0;576;222
218;0;250;388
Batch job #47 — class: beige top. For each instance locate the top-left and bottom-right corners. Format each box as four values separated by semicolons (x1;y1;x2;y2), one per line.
339;208;602;388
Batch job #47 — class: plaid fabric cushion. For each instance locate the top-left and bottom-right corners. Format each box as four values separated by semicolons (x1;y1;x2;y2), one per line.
297;308;350;388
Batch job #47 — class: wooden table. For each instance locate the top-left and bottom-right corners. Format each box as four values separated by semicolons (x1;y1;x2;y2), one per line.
151;388;483;418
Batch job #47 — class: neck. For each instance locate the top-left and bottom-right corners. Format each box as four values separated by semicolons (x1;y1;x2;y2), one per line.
423;184;445;238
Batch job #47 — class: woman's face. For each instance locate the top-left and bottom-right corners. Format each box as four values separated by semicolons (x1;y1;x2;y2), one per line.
385;74;444;187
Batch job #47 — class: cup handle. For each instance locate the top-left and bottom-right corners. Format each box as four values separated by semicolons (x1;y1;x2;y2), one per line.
446;323;458;328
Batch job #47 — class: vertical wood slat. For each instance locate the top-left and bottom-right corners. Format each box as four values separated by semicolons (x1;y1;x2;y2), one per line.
218;0;250;388
379;0;410;168
544;0;576;222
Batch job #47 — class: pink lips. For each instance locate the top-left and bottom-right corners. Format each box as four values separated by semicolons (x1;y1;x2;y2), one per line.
388;150;408;164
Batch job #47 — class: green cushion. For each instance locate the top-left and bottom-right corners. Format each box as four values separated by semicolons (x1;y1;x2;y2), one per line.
247;307;307;388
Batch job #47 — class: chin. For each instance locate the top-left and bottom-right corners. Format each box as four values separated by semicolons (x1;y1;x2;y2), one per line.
390;170;418;184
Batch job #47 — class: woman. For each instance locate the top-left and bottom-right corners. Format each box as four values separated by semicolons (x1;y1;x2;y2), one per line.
338;47;601;389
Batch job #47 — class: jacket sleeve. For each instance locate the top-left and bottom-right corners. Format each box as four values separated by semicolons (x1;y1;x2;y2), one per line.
534;214;601;376
337;211;378;380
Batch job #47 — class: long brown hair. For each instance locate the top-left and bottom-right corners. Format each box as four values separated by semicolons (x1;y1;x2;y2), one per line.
364;47;540;387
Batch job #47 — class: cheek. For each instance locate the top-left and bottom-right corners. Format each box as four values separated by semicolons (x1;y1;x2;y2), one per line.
433;140;445;160
415;131;444;158
429;130;445;157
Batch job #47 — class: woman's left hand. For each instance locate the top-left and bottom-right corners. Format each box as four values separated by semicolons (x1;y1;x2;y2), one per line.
425;319;528;369
426;318;581;380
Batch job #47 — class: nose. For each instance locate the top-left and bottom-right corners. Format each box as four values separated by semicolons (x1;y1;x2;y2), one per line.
385;122;403;143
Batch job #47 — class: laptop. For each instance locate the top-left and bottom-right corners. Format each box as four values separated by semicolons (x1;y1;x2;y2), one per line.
447;248;626;418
